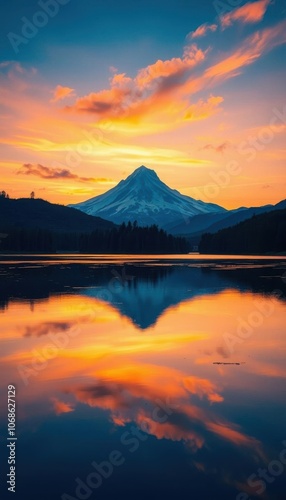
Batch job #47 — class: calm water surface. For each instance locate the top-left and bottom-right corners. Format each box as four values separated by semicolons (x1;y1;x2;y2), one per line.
0;255;285;500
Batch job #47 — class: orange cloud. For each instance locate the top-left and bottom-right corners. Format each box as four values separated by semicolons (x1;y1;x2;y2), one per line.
51;397;74;415
184;95;224;121
221;0;271;28
136;44;206;88
69;363;222;412
51;85;75;103
17;163;111;184
204;20;286;82
67;44;207;125
189;23;218;39
182;376;224;403
207;422;261;449
69;74;135;116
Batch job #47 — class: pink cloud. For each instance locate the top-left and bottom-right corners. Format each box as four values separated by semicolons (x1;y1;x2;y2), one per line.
221;0;271;28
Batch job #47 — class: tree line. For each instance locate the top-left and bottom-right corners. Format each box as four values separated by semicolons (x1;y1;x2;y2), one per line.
0;221;189;254
1;191;35;199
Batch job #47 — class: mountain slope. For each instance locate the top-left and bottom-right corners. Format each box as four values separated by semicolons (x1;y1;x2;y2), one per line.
0;197;116;233
199;208;286;254
196;200;286;235
69;165;226;228
169;199;286;236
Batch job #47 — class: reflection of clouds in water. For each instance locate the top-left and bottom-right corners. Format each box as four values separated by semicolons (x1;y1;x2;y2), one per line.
64;363;263;460
51;397;74;415
23;321;72;337
57;362;269;493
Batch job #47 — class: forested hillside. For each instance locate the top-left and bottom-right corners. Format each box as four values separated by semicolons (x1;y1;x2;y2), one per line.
199;209;286;254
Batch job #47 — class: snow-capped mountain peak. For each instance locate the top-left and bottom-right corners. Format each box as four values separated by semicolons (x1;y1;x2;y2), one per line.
68;166;226;228
131;165;157;176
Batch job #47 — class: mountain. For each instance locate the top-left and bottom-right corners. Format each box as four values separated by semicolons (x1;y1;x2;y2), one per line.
195;199;286;235
199;208;286;255
0;196;115;233
69;165;226;228
69;165;286;239
169;199;286;237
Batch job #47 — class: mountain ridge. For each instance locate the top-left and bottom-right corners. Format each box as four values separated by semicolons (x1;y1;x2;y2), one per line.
168;199;286;237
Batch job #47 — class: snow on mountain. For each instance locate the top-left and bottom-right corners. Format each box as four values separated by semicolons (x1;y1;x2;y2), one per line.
68;165;226;228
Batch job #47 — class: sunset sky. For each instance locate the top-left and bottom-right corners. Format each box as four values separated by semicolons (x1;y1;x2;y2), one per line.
0;0;285;209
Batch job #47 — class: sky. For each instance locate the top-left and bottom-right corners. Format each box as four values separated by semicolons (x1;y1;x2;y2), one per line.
0;0;285;209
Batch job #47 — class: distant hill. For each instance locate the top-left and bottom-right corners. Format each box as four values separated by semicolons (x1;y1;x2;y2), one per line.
169;199;286;237
0;196;116;233
199;208;286;254
0;197;188;253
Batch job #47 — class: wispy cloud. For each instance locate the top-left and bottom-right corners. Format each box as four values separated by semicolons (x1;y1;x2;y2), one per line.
220;0;271;28
51;85;75;103
204;20;286;81
188;23;218;39
18;164;112;183
202;142;232;154
24;321;72;337
184;95;224;121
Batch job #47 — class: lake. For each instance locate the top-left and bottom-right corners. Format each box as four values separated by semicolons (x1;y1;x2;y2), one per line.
0;255;286;500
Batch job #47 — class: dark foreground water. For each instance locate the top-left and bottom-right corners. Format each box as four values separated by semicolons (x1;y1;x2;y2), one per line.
0;255;286;500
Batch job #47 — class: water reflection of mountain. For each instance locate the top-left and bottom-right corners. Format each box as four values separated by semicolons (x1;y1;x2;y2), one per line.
82;266;232;328
0;260;285;328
